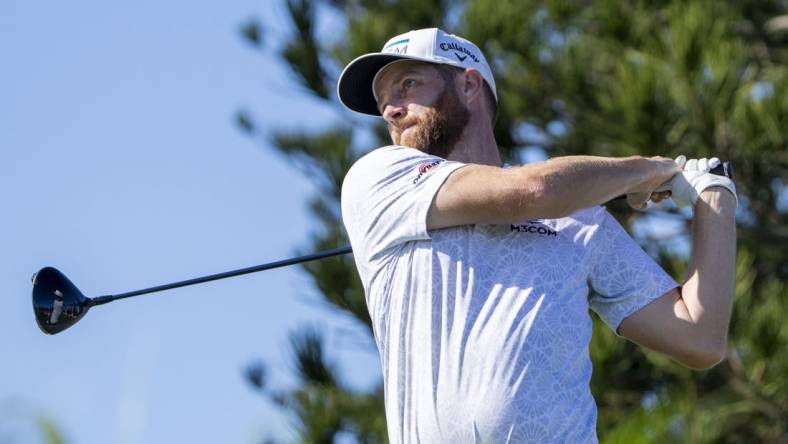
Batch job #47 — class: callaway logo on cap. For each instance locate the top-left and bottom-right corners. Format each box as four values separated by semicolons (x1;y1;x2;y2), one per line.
337;28;497;117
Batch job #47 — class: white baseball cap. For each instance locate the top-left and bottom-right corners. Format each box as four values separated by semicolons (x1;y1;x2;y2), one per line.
337;28;497;117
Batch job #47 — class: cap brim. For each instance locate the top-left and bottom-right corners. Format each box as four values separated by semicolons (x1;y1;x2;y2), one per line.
337;53;456;117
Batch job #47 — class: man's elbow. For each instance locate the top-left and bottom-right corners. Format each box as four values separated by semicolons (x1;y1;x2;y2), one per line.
679;338;727;370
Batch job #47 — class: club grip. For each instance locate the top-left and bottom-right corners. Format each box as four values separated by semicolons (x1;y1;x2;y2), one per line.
710;161;733;179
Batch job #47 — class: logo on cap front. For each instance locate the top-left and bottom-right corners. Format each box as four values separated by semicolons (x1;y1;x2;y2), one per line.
383;38;409;55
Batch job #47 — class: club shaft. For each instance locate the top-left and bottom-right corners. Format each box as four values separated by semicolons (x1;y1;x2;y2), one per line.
91;245;353;305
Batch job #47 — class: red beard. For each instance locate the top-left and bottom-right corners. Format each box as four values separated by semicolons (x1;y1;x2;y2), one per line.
395;84;470;159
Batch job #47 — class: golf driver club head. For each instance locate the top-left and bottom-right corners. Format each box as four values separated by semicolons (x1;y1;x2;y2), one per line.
32;267;92;335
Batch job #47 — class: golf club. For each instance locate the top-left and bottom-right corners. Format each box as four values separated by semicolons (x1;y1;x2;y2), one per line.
32;162;731;335
32;245;352;335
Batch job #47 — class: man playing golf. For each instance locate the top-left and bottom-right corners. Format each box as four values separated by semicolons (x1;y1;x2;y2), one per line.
338;28;737;443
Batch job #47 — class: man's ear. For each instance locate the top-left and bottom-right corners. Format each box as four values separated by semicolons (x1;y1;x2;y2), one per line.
462;69;484;104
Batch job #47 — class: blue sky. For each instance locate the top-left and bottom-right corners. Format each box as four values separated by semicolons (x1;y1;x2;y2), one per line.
0;0;380;442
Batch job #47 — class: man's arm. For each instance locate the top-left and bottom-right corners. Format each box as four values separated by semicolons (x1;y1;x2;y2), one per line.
427;155;679;230
618;188;737;369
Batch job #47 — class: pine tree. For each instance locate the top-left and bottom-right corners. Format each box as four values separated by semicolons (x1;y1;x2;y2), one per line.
239;1;787;442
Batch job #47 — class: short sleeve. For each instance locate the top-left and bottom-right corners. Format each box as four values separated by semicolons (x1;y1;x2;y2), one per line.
588;211;679;333
341;146;466;261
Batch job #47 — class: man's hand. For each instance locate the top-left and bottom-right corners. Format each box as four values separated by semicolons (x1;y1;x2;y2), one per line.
625;156;682;210
662;156;737;208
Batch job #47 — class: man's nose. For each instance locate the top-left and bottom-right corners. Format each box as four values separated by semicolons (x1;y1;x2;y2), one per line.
382;103;405;124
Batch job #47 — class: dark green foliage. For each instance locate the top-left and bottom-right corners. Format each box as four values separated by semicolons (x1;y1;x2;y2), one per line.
236;110;256;134
37;416;68;444
240;19;264;48
283;0;332;98
239;1;787;442
290;327;337;386
244;328;386;443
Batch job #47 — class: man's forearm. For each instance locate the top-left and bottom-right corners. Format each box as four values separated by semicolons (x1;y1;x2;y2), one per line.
680;188;737;363
514;155;678;218
428;154;680;229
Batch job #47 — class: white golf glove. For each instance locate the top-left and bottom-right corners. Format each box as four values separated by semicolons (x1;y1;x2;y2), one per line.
661;155;737;208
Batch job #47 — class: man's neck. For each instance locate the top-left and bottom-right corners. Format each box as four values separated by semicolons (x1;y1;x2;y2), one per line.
445;116;501;166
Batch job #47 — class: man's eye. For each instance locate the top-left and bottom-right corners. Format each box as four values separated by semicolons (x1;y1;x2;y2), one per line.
402;79;416;89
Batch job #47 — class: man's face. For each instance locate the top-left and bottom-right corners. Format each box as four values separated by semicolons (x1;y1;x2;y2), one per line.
373;61;469;158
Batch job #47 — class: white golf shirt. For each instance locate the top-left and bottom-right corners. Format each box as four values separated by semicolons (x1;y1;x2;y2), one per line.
341;145;678;443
